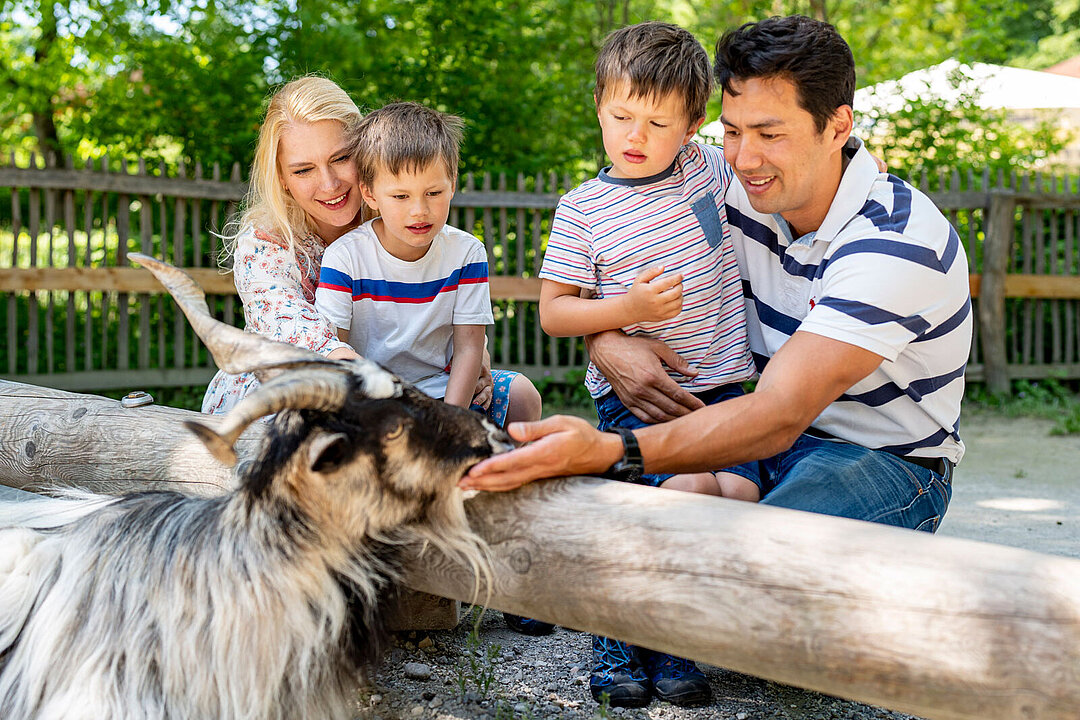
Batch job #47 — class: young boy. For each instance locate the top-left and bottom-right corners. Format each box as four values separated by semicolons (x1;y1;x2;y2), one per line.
315;102;542;436
538;22;757;708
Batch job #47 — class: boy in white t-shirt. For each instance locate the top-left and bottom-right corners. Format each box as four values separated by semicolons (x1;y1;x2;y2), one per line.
315;102;541;428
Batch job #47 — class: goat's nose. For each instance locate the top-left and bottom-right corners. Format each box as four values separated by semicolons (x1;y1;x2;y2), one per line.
487;426;516;454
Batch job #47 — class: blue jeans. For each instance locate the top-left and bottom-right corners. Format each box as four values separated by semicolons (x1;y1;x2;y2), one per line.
725;432;953;533
595;383;750;487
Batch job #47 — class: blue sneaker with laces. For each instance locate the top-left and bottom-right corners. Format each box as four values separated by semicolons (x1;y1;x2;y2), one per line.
645;651;711;706
589;635;652;708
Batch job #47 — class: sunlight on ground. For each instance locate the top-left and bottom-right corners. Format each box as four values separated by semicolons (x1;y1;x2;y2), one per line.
976;497;1067;512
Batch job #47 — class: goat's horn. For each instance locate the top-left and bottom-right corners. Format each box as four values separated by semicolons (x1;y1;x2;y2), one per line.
185;369;353;467
130;253;333;377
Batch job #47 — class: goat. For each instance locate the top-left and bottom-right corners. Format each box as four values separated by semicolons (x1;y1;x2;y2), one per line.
0;254;510;720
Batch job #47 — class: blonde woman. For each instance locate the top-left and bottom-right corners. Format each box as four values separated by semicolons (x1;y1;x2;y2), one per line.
202;76;367;414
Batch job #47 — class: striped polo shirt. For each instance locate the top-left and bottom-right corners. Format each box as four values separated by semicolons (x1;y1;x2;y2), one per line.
726;137;971;463
540;142;755;399
315;221;493;398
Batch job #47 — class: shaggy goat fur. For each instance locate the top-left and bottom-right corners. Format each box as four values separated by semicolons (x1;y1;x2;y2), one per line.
0;388;502;720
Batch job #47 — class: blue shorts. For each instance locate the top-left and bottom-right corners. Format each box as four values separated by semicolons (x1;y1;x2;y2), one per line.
595;383;756;487
470;368;516;427
724;432;953;533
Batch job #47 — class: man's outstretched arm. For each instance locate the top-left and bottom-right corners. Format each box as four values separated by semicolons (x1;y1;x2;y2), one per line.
462;331;883;491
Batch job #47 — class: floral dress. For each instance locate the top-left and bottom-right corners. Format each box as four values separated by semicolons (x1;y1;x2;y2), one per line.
201;228;350;415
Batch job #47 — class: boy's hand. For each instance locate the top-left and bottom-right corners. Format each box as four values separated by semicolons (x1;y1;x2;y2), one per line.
624;266;683;323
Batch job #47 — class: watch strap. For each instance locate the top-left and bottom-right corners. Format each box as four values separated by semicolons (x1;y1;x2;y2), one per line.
600;427;644;482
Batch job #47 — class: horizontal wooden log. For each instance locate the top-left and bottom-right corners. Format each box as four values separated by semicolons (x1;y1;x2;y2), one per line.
0;268;542;301
966;273;1080;299
1;379;1078;720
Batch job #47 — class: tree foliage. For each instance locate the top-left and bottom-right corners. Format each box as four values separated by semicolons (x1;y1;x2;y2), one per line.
0;0;1072;175
855;66;1071;179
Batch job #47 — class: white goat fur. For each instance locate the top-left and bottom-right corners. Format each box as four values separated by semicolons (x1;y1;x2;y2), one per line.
0;400;498;720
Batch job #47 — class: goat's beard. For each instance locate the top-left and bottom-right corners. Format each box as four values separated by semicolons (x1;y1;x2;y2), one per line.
0;487;487;720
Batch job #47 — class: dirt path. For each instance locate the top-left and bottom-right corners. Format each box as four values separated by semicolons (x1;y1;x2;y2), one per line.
364;408;1079;720
938;409;1080;558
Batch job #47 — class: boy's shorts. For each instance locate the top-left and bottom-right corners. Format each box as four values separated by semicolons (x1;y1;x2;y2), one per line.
595;382;758;487
469;368;517;427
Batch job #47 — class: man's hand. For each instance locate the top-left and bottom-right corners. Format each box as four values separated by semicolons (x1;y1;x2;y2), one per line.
623;266;683;323
471;345;494;410
586;330;704;423
460;415;623;492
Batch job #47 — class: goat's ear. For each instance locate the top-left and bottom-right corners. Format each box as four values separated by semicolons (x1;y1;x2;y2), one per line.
308;432;350;474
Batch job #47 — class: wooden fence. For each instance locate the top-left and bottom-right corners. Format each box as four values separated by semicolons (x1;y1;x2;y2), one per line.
1;155;1079;395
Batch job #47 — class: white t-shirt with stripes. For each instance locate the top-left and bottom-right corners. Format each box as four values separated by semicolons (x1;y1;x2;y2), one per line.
726;137;971;463
315;221;494;399
540;142;755;399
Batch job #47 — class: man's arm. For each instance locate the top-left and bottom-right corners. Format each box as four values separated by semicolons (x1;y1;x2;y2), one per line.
462;331;882;491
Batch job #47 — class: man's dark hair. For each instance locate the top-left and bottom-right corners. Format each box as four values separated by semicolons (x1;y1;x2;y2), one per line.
595;21;713;122
714;15;855;133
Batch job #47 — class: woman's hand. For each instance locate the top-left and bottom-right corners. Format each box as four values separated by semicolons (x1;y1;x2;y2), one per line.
461;415;623;492
586;330;704;423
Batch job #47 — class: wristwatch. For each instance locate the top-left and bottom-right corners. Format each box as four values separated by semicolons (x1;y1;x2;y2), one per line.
600;427;644;482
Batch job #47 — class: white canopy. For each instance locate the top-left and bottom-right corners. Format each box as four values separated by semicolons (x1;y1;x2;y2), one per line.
854;58;1080;113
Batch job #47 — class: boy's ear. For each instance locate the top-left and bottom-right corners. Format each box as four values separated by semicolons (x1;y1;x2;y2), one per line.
359;183;378;210
682;116;707;145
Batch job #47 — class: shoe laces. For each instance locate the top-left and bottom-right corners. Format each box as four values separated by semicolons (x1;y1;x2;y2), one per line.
592;637;645;682
651;653;699;681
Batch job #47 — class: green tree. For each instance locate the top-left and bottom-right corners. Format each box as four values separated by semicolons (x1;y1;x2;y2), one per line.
855;65;1070;179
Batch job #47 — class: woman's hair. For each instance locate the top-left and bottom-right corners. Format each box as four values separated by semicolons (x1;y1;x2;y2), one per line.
220;76;361;265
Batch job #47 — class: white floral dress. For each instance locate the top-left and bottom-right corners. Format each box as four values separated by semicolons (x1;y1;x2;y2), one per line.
201;228;350;415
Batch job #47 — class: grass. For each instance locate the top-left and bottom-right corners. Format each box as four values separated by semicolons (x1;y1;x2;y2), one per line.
965;378;1080;435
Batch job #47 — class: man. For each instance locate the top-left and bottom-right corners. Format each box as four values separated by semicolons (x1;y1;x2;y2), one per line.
463;16;970;535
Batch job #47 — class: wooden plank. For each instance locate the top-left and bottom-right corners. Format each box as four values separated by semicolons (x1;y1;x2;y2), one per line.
979;193;1015;394
7;181;20;374
451;190;562;209
1;367;218;392
27;187;39;375
116;162;130;372
138;178;153;370
63;183;75;372
0;268;234;294
173;166;187;370
0;166;246;201
44;187;56;374
82;180;93;371
0;268;538;300
1;380;1079;720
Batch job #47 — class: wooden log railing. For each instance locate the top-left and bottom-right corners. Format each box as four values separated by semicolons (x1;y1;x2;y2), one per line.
2;379;1080;720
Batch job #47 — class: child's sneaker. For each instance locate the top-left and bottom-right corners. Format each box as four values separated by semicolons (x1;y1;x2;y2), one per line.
589;635;652;707
646;652;712;706
503;613;555;636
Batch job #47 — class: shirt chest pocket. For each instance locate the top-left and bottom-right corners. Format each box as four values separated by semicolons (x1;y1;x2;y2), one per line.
690;191;723;249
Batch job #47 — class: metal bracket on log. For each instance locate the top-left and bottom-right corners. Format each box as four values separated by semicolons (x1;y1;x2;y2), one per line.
1;379;1079;719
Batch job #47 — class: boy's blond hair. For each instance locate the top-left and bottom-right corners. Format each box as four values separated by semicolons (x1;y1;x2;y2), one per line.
351;102;464;188
594;21;712;123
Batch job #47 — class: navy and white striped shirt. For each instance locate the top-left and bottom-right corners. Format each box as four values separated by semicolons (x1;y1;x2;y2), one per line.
726;137;971;463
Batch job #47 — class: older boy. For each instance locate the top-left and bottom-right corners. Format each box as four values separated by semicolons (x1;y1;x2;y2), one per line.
538;22;757;708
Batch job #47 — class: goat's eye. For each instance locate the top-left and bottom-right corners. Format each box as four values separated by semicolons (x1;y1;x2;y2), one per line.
385;422;406;440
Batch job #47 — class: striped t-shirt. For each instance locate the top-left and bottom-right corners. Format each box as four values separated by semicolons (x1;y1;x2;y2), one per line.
540;142;755;399
314;220;493;398
726;137;971;463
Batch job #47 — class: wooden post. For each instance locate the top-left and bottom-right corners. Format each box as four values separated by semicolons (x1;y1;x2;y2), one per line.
2;379;1080;719
979;191;1015;395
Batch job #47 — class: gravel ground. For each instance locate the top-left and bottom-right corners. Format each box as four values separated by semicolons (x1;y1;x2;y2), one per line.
357;614;923;720
355;408;1080;720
